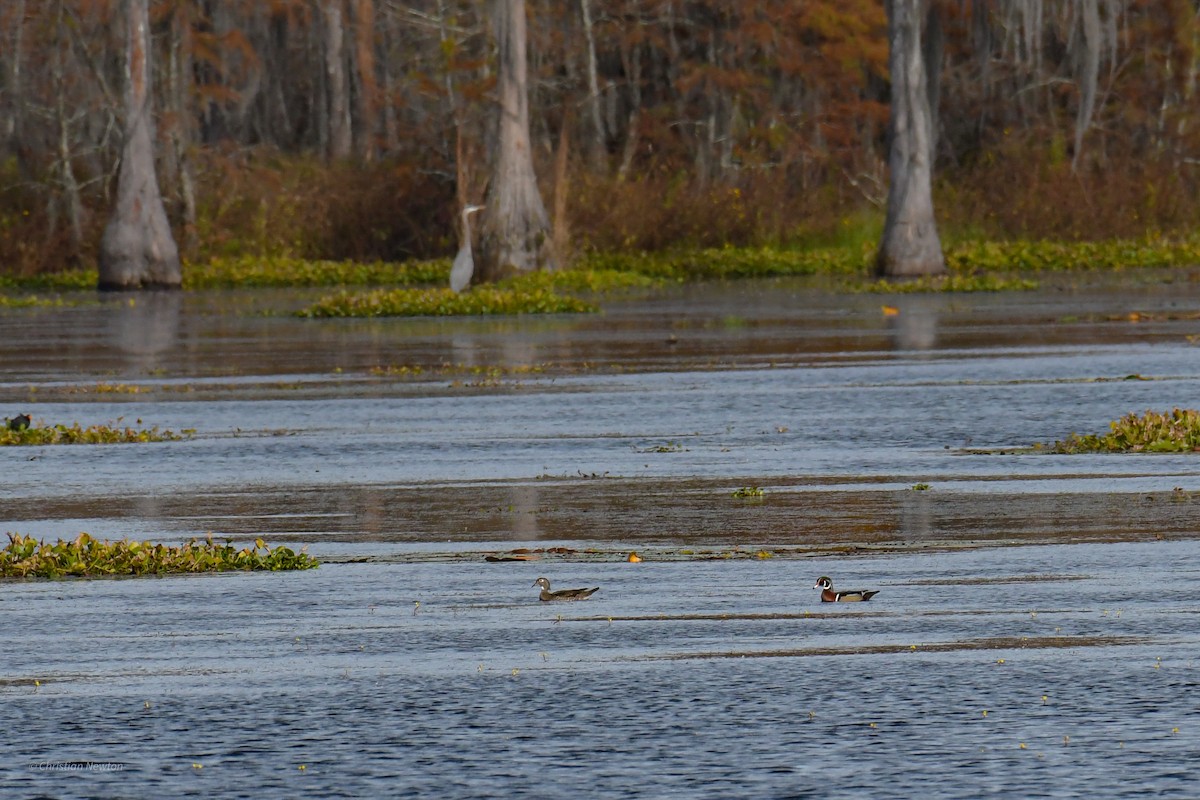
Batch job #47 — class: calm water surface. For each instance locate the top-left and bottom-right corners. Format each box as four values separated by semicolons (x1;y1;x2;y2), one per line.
2;276;1200;797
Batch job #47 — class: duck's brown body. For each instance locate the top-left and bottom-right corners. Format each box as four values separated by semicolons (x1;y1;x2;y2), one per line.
533;577;599;602
814;576;879;603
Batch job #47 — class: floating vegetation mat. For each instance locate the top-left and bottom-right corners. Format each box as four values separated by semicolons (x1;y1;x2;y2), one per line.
0;294;65;308
0;533;318;579
850;273;1040;293
1045;408;1200;453
188;255;450;288
5;236;1200;294
0;418;190;446
297;286;598;318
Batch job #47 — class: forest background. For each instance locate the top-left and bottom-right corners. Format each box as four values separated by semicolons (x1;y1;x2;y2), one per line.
1;0;1198;276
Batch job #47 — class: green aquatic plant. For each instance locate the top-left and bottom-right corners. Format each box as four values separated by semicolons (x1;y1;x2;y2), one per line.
505;268;660;293
638;441;687;453
0;294;66;308
1046;408;1200;453
0;418;190;446
0;532;318;579
732;486;765;498
6;236;1200;295
911;483;932;491
851;274;1039;293
297;286;597;318
185;255;449;289
0;270;96;292
579;246;870;281
944;236;1200;273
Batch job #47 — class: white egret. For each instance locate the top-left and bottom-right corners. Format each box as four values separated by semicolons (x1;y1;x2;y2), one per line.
450;204;485;293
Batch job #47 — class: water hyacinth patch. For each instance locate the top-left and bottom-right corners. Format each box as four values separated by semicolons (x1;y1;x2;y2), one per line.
185;255;450;289
943;237;1200;273
0;418;190;446
851;274;1040;293
579;246;869;281
506;268;660;293
0;294;66;308
297;286;597;318
4;237;1200;296
0;532;318;579
1046;408;1200;453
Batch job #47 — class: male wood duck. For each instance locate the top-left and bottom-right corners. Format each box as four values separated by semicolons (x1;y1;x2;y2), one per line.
814;576;879;603
533;577;599;602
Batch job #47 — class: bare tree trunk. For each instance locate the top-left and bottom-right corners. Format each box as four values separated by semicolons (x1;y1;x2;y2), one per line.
616;37;643;182
578;0;607;169
551;111;571;267
324;0;352;160
351;0;378;161
4;0;27;160
876;0;945;278
53;0;83;262
98;0;181;290
479;0;553;281
1072;0;1101;172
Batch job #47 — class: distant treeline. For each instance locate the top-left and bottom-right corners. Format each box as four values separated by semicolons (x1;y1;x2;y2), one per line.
1;1;1197;273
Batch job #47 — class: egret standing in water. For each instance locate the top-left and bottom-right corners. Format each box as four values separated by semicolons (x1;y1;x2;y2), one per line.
450;204;485;293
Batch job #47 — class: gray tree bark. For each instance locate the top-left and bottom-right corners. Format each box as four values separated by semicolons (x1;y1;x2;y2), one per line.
53;0;83;262
876;0;946;278
324;0;353;160
479;0;553;281
4;0;27;162
1072;0;1101;172
578;0;607;168
98;0;181;290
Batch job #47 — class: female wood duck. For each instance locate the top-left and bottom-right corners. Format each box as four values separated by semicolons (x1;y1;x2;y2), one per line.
814;576;879;603
533;577;599;602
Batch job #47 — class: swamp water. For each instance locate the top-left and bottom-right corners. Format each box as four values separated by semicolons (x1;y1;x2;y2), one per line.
1;273;1199;797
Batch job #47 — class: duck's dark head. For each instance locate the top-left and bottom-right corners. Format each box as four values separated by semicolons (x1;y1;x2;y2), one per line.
814;577;833;590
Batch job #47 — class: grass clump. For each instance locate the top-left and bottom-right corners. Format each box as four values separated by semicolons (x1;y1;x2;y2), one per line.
0;418;189;446
1046;408;1200;453
0;532;318;579
297;286;597;318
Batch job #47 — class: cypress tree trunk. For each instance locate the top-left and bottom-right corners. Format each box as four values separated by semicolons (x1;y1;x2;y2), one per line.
478;0;553;282
99;0;181;290
876;0;945;278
